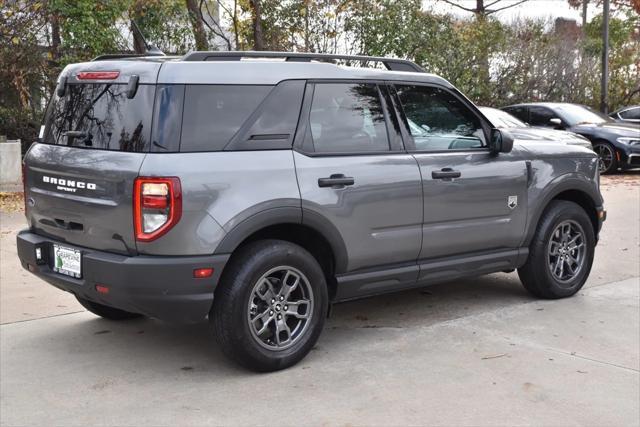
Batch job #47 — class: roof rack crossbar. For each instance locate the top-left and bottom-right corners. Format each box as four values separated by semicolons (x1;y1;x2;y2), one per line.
181;51;424;73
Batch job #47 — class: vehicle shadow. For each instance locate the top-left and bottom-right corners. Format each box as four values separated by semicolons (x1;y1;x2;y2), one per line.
24;272;534;376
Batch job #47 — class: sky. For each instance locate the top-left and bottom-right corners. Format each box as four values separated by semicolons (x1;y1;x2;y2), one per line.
426;0;603;23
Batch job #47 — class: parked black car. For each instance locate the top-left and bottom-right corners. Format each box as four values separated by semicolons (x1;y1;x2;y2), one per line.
502;103;640;174
610;105;640;124
479;107;592;150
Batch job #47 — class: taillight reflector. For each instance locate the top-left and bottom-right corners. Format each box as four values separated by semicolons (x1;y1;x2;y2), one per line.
95;284;110;294
133;177;182;242
77;71;120;80
193;268;214;279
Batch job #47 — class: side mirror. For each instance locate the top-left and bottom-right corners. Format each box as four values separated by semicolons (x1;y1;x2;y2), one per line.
490;128;514;154
549;117;563;128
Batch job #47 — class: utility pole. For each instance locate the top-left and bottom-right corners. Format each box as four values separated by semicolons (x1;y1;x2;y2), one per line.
600;0;610;113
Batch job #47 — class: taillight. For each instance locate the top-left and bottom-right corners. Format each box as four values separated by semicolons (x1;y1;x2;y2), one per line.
133;177;181;242
77;71;120;80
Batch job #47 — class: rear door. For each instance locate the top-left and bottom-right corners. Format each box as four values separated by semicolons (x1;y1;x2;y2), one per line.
391;83;528;261
25;64;159;254
293;81;423;273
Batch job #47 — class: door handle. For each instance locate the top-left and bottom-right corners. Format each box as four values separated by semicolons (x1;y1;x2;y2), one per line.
318;174;355;188
431;168;461;179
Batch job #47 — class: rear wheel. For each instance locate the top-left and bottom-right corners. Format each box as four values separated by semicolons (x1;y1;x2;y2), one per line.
211;240;328;372
593;141;618;174
76;296;143;320
518;201;595;299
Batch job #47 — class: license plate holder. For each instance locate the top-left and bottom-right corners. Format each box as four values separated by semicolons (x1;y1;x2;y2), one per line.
52;244;82;279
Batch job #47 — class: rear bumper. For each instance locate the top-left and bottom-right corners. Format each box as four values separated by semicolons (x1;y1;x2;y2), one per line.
16;230;230;323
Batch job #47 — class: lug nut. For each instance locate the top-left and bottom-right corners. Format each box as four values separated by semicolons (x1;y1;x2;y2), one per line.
277;314;282;320
269;310;274;316
271;298;275;304
279;296;284;301
284;305;288;311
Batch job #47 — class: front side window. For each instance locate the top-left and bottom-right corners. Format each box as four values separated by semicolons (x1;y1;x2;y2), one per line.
307;83;390;153
44;84;155;152
395;85;485;151
620;107;640;120
529;106;557;127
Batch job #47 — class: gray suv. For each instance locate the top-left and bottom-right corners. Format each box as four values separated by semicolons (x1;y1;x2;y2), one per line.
17;52;605;371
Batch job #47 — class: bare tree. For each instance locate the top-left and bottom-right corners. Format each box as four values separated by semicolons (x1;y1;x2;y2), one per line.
438;0;530;17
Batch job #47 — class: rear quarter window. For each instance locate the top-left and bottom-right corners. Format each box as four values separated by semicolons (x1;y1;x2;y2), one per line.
179;85;272;152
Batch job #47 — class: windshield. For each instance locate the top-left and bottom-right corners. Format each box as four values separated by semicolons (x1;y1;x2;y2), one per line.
555;104;613;126
43;83;155;152
479;107;527;128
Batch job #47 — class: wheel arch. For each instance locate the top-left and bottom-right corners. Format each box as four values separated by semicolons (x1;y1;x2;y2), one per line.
524;178;602;247
214;207;348;299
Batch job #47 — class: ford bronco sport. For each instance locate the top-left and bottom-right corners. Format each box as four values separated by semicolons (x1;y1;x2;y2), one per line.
17;52;605;372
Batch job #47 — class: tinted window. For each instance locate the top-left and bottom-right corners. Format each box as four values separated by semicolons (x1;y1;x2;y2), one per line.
529;106;556;127
503;106;528;123
180;85;272;152
308;83;389;153
620;107;640;120
395;85;485;151
44;84;154;152
151;85;185;152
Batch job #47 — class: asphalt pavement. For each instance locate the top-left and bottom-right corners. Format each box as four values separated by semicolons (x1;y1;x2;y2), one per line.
1;173;638;426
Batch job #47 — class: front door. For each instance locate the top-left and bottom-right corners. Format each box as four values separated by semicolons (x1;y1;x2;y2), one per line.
392;83;528;261
293;81;423;273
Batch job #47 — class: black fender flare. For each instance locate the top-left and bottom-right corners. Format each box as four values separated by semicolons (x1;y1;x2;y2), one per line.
522;175;603;247
214;207;349;274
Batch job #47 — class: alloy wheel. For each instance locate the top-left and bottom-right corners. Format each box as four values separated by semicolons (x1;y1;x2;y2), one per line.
247;266;314;350
547;220;587;285
595;144;614;173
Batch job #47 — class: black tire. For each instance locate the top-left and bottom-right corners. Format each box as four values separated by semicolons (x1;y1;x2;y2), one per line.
593;141;618;174
211;239;328;372
518;200;595;299
76;296;143;320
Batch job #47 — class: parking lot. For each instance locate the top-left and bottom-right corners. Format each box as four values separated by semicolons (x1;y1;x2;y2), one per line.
1;173;638;426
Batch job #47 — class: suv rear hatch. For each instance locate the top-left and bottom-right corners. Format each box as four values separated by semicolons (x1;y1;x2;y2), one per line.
24;60;163;254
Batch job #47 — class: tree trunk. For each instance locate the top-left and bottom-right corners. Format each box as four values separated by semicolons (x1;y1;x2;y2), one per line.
185;0;209;50
50;14;61;61
250;0;265;50
131;20;146;53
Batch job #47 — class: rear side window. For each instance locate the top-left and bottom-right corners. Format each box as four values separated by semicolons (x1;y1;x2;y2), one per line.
180;85;272;152
307;83;390;153
44;84;154;152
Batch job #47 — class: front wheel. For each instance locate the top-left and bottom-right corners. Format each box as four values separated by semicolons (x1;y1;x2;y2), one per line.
211;240;328;372
518;201;595;299
593;141;618;174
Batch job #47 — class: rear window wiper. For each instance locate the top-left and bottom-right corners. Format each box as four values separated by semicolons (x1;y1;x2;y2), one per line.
63;130;93;146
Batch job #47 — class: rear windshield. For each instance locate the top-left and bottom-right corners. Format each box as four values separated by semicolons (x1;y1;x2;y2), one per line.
43;83;155;152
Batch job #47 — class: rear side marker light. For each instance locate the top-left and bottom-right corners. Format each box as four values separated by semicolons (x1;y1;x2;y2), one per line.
193;268;214;279
134;177;182;242
95;285;110;294
77;71;120;80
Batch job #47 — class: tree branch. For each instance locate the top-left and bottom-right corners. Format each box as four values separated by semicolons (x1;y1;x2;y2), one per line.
486;0;530;15
437;0;478;13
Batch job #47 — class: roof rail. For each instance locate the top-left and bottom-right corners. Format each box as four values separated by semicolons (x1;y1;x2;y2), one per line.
92;52;165;61
181;51;425;73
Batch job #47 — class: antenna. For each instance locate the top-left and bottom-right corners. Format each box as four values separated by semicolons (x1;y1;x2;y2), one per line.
131;20;165;56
